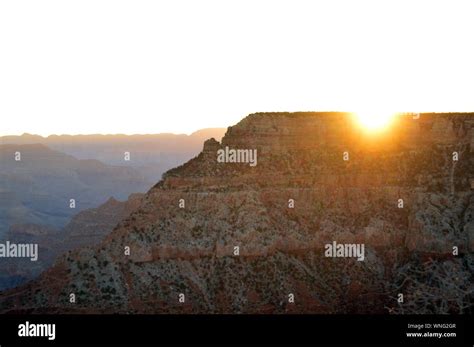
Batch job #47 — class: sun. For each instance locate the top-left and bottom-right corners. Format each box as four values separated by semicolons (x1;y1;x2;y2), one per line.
353;109;396;132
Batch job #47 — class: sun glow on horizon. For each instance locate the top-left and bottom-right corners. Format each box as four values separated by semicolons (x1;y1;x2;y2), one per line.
353;110;397;132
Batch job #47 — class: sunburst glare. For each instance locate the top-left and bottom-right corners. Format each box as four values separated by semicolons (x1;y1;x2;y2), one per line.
353;110;397;132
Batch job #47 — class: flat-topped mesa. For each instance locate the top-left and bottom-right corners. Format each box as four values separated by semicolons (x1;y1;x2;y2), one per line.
223;112;473;149
222;112;352;151
159;112;473;191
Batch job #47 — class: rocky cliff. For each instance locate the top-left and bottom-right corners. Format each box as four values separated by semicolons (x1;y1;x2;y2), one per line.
0;112;473;314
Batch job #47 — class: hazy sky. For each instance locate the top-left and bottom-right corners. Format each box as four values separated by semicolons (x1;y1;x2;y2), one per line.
1;0;473;136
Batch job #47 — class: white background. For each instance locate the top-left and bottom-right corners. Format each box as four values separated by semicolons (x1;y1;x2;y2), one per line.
1;0;473;136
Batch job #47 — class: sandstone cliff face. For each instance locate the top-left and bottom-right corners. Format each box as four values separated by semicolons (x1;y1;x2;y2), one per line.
0;113;473;314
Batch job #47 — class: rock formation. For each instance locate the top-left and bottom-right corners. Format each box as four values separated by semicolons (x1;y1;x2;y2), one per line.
0;112;472;314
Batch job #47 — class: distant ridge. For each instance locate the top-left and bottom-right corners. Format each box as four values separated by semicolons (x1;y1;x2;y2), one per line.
0;128;227;182
0;128;226;142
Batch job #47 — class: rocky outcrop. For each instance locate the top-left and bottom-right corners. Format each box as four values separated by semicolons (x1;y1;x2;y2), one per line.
0;112;472;314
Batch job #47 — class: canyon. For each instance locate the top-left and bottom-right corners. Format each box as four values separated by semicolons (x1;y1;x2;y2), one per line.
0;129;226;290
0;112;472;314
